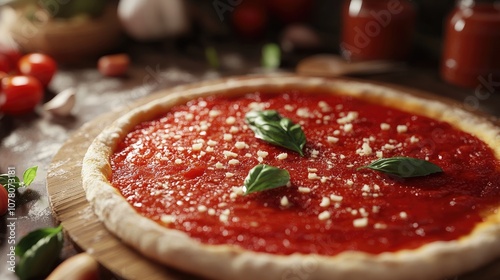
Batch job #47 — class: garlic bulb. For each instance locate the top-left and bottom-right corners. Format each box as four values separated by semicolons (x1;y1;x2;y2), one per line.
118;0;190;40
43;88;76;117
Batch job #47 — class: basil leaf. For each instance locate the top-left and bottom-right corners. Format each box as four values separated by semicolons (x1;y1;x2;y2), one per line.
246;110;306;156
358;157;443;178
205;46;219;69
243;164;290;195
0;175;20;189
16;225;64;280
22;166;38;187
262;43;281;69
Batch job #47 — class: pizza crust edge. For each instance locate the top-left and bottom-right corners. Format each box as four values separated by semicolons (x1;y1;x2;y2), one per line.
82;75;500;280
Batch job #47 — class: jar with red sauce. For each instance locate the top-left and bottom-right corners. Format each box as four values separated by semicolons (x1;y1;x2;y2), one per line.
441;0;500;88
340;0;416;61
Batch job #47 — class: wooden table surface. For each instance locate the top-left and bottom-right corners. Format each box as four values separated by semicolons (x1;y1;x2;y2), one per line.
1;41;499;280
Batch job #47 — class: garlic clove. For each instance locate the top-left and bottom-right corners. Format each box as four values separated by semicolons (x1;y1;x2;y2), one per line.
43;88;76;117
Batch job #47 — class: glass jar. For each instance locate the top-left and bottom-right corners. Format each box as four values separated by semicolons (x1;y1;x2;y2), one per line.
340;0;416;61
441;0;500;88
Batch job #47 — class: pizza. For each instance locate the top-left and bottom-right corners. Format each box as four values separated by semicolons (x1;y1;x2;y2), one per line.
82;75;500;280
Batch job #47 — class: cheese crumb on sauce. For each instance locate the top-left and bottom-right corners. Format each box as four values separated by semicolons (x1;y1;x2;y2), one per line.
353;217;369;228
298;187;311;193
380;123;390;130
320;197;331;207
277;153;288;160
280;196;290;207
397;124;408;133
160;215;176;224
318;211;331;220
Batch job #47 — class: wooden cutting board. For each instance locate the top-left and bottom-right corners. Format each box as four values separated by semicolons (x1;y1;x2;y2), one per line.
46;76;500;280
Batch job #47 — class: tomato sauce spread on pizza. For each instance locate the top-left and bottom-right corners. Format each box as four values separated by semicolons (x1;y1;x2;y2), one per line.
110;90;500;256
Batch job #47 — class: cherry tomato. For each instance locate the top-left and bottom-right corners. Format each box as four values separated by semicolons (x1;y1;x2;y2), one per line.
267;0;312;24
18;53;57;87
0;54;12;73
0;75;43;115
231;3;268;39
0;184;8;216
98;53;130;77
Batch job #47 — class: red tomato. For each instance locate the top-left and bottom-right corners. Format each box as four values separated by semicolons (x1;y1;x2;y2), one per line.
231;3;268;39
0;54;12;73
267;0;313;24
18;53;57;87
0;75;43;115
0;184;8;216
98;54;130;77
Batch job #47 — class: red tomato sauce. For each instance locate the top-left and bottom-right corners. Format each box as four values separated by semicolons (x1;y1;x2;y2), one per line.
110;91;500;256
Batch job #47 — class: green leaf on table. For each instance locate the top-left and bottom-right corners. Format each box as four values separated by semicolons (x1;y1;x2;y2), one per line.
22;166;38;187
357;157;443;178
0;166;38;189
246;110;306;156
205;46;219;69
243;164;290;195
0;175;20;189
261;43;281;69
15;225;64;280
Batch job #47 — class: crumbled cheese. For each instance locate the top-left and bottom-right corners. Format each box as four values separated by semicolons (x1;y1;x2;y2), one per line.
215;162;224;169
209;110;222;117
192;143;203;151
399;211;408;219
410;135;419;143
333;130;340;136
327;136;339;143
225;116;236;125
228;159;240;165
343;123;353;132
284;104;294;111
374;223;387;229
185;113;194;120
225;172;234;178
197;205;207;212
361;184;370;192
207;140;217;146
357;142;372;156
219;214;229;223
318;211;331;220
174;159;182;164
235;141;247;149
229;126;239;133
208;208;216;215
296;108;311;118
397;125;408;133
376;151;383;158
206;146;214;153
353;217;369;228
223;134;233;141
346;179;354;186
280;196;290;207
308;168;318;172
330;194;343;202
320;197;331;207
308;173;320;180
223;150;238;158
257;150;268;158
337;111;358;124
160;215;176;224
298;187;311;193
277;153;288;160
380;123;390;130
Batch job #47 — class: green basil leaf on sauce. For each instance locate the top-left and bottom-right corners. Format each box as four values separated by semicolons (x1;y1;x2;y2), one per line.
15;225;64;280
246;110;306;156
358;157;443;178
243;164;290;195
